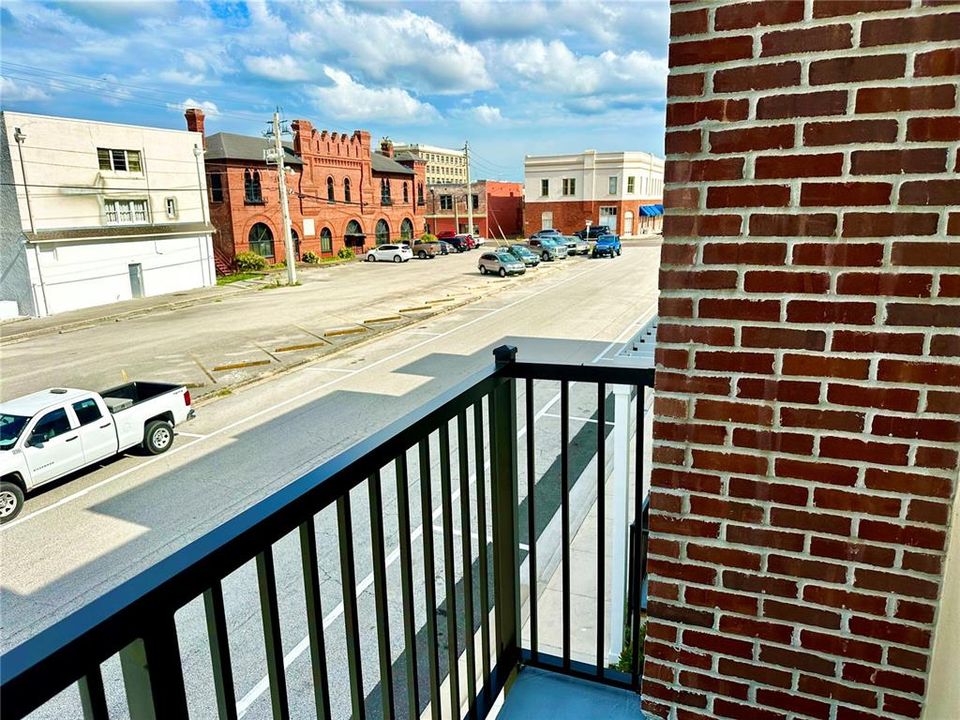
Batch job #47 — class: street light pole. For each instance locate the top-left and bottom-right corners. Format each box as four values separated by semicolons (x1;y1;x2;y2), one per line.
269;111;297;284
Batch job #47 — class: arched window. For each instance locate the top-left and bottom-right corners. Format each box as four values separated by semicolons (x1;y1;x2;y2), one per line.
400;218;414;240
380;178;391;204
417;182;424;205
291;229;300;261
244;170;263;204
327;176;335;203
375;219;390;243
248;222;274;258
320;227;333;253
403;182;409;203
344;178;351;204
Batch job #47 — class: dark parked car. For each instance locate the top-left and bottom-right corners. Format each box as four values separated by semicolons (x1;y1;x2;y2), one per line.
444;236;470;252
591;234;621;258
575;225;611;240
506;244;541;267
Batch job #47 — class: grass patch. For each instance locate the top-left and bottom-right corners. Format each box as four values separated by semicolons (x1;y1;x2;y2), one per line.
611;621;645;674
217;272;261;285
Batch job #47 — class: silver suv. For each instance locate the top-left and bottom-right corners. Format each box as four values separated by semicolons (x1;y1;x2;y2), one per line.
526;238;568;261
478;251;526;277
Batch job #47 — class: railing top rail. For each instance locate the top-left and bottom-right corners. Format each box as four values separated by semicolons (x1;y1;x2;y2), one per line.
1;349;655;717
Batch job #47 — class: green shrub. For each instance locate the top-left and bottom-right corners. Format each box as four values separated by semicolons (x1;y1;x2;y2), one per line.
274;260;286;269
418;232;438;244
337;246;356;260
302;251;320;264
234;251;267;271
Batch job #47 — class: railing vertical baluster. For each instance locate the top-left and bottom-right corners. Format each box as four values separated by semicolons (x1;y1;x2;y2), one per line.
490;346;520;680
119;615;189;720
560;380;571;671
418;438;442;720
524;377;538;662
203;580;238;720
368;471;396;720
395;453;421;720
631;385;646;690
438;422;461;717
457;411;478;716
473;401;492;708
596;381;606;677
337;494;365;720
78;666;109;720
299;518;332;720
256;548;289;720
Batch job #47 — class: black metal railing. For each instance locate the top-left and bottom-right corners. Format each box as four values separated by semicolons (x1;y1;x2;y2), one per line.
2;346;655;720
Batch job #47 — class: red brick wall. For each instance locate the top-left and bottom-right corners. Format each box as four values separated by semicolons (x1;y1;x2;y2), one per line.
205;123;426;267
648;2;960;719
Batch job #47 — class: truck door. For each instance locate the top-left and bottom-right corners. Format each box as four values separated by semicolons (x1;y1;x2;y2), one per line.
72;397;116;463
22;408;85;486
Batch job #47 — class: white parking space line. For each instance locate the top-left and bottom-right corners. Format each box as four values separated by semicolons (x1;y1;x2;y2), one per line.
175;431;207;439
542;412;615;427
2;262;602;530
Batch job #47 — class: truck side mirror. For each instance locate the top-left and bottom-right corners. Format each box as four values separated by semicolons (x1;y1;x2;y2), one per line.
27;433;44;448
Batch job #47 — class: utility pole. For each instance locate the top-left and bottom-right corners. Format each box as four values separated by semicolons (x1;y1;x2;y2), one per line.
464;140;474;237
266;110;297;284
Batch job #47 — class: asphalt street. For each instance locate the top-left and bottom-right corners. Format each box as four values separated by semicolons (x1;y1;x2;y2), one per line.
1;241;660;719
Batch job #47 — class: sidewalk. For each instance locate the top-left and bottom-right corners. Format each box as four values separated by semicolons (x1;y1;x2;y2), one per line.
521;389;653;667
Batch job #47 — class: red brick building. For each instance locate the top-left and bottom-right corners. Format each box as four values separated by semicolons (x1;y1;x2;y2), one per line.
647;2;960;719
425;179;524;239
185;109;427;269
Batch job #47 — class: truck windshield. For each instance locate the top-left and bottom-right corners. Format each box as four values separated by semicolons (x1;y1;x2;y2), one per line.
0;414;30;450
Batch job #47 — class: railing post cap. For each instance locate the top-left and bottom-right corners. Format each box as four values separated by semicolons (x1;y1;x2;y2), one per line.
493;345;518;365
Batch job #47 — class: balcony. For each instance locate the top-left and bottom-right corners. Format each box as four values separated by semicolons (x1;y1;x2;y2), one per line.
2;347;654;720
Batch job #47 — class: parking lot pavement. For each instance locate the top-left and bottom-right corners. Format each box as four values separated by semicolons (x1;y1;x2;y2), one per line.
0;248;601;402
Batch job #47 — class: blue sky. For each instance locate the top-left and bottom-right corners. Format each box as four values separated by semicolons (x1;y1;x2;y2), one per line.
0;0;669;181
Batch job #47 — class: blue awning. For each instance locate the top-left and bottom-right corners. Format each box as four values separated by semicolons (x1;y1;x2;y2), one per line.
654;204;664;215
639;205;655;216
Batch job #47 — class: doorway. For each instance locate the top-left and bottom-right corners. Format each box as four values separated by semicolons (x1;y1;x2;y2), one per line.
128;263;144;298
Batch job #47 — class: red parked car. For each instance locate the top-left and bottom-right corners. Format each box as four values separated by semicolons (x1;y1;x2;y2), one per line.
436;230;474;251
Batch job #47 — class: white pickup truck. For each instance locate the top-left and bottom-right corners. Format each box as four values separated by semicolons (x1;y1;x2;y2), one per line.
0;382;195;522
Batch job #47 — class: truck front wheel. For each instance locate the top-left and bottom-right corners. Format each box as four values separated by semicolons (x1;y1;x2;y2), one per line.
0;481;24;523
144;420;174;455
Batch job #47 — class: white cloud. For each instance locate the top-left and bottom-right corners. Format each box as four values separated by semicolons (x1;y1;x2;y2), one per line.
292;1;492;94
244;54;310;82
156;69;206;85
307;67;436;124
454;104;503;124
0;77;50;102
168;98;221;118
496;39;666;98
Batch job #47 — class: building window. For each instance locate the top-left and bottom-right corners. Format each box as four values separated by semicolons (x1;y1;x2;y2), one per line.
608;176;618;194
344;178;351;204
471;194;479;209
327;176;335;203
540;178;549;196
627;176;635;194
208;173;223;202
562;178;576;196
439;194;453;210
165;197;177;219
320;227;333;253
403;182;409;204
380;178;391;204
375;219;390;243
105;199;149;225
400;218;414;240
248;222;274;258
244;170;263;204
97;148;142;173
417;182;424;206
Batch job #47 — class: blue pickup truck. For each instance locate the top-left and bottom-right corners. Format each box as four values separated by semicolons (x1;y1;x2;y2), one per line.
591;234;622;258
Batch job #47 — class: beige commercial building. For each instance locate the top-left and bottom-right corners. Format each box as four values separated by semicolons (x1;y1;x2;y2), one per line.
392;142;467;185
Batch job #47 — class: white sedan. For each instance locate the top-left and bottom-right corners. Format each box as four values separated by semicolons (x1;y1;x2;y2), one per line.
366;244;413;263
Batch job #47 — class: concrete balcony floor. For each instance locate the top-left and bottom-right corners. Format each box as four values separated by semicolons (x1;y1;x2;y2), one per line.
496;668;642;720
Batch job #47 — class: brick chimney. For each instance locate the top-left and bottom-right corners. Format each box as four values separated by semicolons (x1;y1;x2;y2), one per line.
184;108;206;148
380;138;394;158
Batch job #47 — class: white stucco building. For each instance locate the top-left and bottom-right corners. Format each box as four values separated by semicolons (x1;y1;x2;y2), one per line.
0;111;216;318
522;150;665;237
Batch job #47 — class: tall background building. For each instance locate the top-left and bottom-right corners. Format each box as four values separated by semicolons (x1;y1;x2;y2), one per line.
392;142;467;185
